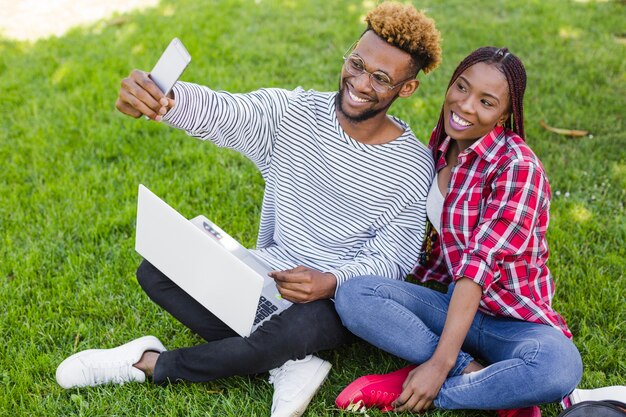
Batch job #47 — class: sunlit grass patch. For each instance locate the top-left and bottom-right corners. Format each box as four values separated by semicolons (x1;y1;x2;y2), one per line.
1;0;624;416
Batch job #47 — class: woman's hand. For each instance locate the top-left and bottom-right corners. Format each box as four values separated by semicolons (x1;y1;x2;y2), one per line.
392;358;448;413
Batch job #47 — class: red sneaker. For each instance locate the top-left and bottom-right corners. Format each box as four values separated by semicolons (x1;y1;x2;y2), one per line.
496;406;542;417
335;365;416;412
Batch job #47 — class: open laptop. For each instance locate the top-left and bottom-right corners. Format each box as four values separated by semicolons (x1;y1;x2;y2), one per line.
134;184;292;337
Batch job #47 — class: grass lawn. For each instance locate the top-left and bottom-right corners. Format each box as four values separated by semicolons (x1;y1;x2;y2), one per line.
1;0;624;416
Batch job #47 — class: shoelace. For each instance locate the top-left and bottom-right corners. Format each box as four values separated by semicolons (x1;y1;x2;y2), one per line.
84;360;135;385
366;389;398;410
269;359;313;402
345;390;399;413
268;366;286;385
268;363;291;397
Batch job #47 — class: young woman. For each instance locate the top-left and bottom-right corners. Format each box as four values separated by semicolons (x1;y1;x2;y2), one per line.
334;47;583;417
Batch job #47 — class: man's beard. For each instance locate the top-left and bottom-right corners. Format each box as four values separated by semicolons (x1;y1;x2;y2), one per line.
335;83;395;123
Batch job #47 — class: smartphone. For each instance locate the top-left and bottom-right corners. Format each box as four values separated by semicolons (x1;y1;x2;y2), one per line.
149;38;191;95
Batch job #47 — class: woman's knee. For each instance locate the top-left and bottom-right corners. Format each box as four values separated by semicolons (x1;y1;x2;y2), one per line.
545;335;582;397
530;330;583;400
335;275;384;328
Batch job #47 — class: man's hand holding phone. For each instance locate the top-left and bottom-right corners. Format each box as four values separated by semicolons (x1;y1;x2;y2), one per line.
115;38;191;121
116;70;175;121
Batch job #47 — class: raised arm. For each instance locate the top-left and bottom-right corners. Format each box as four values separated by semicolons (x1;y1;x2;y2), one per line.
116;70;295;174
161;82;294;174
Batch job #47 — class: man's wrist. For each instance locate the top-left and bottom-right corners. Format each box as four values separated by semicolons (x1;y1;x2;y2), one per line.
322;272;337;298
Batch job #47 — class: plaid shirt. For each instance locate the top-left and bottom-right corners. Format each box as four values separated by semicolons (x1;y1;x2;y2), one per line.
412;126;571;338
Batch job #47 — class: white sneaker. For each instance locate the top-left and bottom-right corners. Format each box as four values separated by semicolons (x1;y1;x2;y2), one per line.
568;386;626;404
268;355;332;417
56;335;166;389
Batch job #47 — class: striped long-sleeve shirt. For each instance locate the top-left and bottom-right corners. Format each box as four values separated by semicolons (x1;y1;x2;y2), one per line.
164;82;434;288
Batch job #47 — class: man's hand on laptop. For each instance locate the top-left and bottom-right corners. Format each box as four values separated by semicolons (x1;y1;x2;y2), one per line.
115;70;175;121
269;266;336;303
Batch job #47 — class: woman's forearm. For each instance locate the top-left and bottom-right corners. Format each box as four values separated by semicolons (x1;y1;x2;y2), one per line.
430;278;483;371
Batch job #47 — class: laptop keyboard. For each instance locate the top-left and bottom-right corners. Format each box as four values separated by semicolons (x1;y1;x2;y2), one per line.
254;296;279;325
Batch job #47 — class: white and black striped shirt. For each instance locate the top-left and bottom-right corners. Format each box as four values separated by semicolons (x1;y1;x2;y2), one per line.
164;83;434;288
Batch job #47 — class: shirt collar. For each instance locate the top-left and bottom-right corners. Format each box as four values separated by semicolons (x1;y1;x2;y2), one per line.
435;136;451;169
435;126;506;168
467;125;506;163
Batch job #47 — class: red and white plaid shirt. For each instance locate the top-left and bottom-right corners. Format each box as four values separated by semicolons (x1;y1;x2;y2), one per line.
412;126;571;338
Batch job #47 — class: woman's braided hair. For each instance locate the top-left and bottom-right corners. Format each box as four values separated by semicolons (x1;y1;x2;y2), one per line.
432;47;527;146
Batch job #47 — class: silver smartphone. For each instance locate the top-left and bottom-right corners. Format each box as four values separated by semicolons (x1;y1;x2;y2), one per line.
149;38;191;95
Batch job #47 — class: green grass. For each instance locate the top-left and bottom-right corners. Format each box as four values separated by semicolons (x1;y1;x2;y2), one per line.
1;0;624;416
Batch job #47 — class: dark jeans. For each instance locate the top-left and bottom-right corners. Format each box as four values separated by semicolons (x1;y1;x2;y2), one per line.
136;259;353;384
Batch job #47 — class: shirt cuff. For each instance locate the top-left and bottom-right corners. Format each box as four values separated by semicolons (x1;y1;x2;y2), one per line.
453;253;495;290
326;268;348;298
161;82;191;127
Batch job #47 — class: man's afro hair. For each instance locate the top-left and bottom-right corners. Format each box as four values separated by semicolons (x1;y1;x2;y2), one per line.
366;2;442;74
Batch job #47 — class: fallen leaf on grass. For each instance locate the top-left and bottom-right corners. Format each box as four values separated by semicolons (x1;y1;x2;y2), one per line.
107;16;130;27
614;33;626;46
540;120;589;137
204;389;224;395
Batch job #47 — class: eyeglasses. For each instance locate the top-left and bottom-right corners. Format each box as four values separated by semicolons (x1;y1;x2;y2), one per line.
342;45;415;93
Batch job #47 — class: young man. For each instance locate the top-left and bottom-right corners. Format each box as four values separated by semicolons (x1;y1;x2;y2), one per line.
56;3;441;416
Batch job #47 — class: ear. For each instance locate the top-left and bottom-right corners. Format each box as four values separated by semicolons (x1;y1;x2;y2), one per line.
398;79;419;98
497;111;510;127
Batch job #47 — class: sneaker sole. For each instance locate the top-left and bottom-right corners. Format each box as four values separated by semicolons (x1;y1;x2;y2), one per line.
336;374;388;409
273;361;332;417
293;361;332;417
570;386;626;404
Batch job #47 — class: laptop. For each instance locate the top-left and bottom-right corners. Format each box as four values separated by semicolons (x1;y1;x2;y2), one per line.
134;184;292;337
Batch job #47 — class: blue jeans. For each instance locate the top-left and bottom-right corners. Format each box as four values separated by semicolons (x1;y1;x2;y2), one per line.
335;276;582;410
